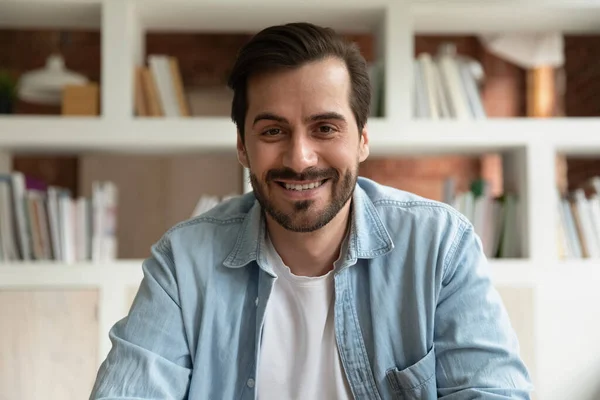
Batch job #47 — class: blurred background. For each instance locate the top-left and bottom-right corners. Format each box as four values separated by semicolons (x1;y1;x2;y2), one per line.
1;0;600;399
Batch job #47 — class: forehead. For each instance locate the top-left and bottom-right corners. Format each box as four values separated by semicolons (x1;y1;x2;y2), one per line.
245;57;352;119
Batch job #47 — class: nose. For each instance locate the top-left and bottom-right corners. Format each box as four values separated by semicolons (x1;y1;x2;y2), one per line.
282;132;318;173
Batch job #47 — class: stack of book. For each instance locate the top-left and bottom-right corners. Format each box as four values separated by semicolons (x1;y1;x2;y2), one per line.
0;172;118;264
134;54;190;117
557;176;600;259
413;50;486;120
444;178;521;258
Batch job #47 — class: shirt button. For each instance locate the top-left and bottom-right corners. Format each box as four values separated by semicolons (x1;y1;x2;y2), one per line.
255;297;259;306
247;378;255;388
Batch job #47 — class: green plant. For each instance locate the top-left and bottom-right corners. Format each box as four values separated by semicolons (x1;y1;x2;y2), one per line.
0;69;17;101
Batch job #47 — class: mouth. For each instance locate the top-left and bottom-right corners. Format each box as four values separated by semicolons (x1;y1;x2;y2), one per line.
274;179;329;191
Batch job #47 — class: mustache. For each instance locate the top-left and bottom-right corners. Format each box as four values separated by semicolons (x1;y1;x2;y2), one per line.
266;167;338;182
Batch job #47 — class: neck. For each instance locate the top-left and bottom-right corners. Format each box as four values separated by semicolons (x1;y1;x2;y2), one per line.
266;201;352;277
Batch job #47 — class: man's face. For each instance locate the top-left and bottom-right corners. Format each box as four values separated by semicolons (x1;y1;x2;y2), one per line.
238;57;370;232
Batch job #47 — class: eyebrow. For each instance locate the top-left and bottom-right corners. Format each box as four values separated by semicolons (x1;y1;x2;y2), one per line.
253;112;289;127
306;112;347;124
252;111;347;126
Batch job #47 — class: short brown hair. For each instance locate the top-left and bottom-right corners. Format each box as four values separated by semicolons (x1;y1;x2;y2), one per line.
227;22;371;142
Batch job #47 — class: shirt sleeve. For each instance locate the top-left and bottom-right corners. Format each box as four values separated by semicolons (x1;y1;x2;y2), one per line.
89;244;192;400
434;223;534;399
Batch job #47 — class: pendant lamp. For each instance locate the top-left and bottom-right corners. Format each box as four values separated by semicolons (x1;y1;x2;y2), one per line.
17;53;88;105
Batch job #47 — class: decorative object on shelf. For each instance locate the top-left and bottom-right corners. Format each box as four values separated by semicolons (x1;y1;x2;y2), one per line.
480;32;564;118
61;83;100;116
17;54;88;105
0;69;17;114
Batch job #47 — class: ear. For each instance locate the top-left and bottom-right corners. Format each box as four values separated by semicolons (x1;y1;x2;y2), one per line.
358;125;370;162
237;133;250;169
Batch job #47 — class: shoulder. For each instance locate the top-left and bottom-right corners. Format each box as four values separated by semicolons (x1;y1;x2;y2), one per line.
357;177;474;267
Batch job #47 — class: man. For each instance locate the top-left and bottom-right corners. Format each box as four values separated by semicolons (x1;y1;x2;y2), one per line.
90;22;533;399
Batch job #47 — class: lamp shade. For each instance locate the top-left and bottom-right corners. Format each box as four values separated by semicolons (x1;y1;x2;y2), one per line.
479;33;564;69
17;54;88;105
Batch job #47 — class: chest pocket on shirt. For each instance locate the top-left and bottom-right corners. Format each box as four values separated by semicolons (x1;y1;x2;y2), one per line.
385;346;436;399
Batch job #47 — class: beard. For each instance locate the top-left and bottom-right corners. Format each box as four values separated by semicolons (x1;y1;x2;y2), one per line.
249;165;357;233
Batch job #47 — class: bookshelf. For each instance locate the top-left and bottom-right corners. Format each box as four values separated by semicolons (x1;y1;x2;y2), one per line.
2;1;600;399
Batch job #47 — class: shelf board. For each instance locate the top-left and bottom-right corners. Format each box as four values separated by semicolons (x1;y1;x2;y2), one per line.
138;1;384;32
1;258;594;289
0;117;237;154
0;258;538;288
550;127;600;155
412;3;600;33
0;260;144;289
0;1;101;29
374;119;534;155
551;259;600;281
488;259;536;287
2;116;600;156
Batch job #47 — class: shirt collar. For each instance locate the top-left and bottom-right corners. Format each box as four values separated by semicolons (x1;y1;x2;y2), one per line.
223;180;394;270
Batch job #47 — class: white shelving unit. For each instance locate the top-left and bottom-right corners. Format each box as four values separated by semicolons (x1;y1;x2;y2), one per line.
2;1;600;399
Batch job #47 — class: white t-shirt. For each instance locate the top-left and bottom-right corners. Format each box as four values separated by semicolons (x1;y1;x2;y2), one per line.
257;234;354;400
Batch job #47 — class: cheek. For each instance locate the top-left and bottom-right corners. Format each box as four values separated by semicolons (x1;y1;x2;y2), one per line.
324;143;358;170
248;146;278;178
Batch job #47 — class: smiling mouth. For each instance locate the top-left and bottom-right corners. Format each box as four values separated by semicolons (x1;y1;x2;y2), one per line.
275;179;328;191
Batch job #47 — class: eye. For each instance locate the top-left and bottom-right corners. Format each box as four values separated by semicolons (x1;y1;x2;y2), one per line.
318;125;336;134
262;128;282;136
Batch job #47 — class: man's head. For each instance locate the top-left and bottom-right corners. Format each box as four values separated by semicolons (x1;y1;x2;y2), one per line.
228;22;371;232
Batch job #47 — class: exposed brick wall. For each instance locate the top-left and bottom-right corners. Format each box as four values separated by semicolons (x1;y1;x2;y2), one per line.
564;36;600;118
359;156;482;201
566;158;600;192
146;32;374;88
561;36;600;190
12;156;79;194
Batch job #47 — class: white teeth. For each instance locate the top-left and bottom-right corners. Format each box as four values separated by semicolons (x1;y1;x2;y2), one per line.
284;181;323;191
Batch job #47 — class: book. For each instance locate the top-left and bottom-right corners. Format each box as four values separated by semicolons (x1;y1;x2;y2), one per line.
140;67;163;117
169;57;190;117
148;55;180;117
134;66;149;117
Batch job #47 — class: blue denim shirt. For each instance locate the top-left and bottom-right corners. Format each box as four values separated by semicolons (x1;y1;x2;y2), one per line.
90;177;533;399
